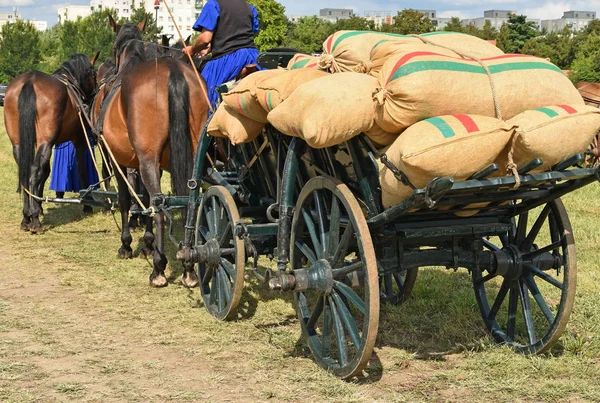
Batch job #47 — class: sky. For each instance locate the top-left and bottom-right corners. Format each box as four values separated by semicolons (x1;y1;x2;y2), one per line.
2;0;600;26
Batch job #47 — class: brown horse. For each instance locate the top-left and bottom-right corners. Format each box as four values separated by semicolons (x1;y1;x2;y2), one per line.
4;53;99;233
99;16;209;287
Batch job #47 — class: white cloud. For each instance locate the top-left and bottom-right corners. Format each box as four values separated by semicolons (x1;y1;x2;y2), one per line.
0;0;33;5
440;0;519;5
522;2;572;20
438;10;470;19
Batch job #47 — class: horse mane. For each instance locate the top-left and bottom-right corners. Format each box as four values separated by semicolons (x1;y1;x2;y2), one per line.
114;23;146;68
101;57;116;69
53;53;96;100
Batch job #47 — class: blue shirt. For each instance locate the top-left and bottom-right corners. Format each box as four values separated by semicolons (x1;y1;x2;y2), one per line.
192;0;259;33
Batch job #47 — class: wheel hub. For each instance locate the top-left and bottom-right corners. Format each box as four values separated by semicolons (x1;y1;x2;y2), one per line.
493;245;523;280
269;259;334;293
176;238;222;266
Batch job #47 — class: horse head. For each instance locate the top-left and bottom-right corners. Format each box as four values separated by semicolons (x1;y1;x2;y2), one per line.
109;15;147;72
54;53;99;104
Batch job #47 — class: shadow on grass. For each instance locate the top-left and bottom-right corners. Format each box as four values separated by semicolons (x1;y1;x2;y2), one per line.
40;202;102;231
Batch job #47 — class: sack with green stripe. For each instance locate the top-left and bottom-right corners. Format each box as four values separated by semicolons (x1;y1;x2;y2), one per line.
207;103;264;145
255;69;330;113
361;32;504;76
379;115;515;208
319;30;421;73
497;104;600;173
375;52;584;133
286;54;320;70
267;73;378;148
222;69;285;123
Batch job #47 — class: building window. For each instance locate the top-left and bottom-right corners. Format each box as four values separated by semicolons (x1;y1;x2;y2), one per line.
328;11;331;15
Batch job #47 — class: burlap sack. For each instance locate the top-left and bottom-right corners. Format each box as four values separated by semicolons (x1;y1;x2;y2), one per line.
221;69;285;123
415;31;504;58
267;73;378;148
362;41;460;77
207;103;264;145
379;114;515;207
286;54;320;70
320;30;421;73
497;104;600;172
375;53;584;133
255;69;330;112
364;123;399;147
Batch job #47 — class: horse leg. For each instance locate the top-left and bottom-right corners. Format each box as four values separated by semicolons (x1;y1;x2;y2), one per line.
127;169;141;230
115;165;133;259
13;143;30;230
138;160;168;287
140;184;155;258
28;142;52;234
75;144;93;215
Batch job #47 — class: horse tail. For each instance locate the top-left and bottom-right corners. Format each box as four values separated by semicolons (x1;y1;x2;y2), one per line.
17;80;37;193
167;61;193;196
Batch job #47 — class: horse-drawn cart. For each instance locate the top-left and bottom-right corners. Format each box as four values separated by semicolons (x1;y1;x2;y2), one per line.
138;59;600;377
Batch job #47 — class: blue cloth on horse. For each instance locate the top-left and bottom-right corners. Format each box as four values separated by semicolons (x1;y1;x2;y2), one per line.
49;141;99;192
201;48;262;107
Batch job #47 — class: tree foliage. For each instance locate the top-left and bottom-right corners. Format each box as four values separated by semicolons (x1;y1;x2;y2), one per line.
380;9;434;35
284;16;333;53
248;0;287;51
0;20;41;83
500;14;539;53
333;16;375;31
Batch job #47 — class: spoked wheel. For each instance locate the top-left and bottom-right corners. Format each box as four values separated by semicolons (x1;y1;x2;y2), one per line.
585;131;599;168
195;186;245;321
380;268;418;305
290;176;379;379
473;199;576;354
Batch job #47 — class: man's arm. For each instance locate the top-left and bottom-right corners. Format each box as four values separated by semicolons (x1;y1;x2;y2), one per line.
183;29;213;57
184;0;218;56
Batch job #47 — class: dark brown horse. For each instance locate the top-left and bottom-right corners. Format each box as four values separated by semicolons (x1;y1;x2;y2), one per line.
4;53;99;233
100;16;209;287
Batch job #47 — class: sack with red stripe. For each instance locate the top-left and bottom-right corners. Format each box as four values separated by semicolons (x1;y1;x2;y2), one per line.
207;103;264;145
222;69;285;123
379;115;515;207
255;69;330;113
375;52;584;133
267;73;378;148
413;31;504;58
319;30;421;73
286;54;320;70
497;104;600;172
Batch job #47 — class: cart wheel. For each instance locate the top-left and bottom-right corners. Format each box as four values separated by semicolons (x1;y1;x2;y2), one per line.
290;176;379;379
380;268;418;305
586;131;599;168
195;186;245;321
473;199;576;354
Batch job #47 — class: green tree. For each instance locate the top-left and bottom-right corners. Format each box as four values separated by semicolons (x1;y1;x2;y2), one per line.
128;6;161;42
58;20;81;62
569;32;600;82
443;17;464;33
479;20;498;40
38;24;62;74
462;23;480;37
333;16;375;31
381;9;434;35
0;20;41;82
76;9;117;62
502;14;539;53
248;0;287;50
496;22;512;52
284;16;334;53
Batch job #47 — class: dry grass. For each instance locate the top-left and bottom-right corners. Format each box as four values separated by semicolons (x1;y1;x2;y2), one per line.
1;106;600;402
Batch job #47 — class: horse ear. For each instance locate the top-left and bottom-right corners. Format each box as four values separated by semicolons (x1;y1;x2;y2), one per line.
90;51;101;66
185;35;191;46
137;17;147;33
108;14;119;33
161;35;170;47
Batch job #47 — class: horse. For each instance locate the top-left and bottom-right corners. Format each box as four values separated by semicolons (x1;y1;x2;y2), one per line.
4;52;99;233
99;16;209;287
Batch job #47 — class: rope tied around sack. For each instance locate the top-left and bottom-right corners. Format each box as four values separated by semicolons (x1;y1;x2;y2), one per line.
318;53;338;73
373;87;389;106
353;60;373;74
506;128;524;189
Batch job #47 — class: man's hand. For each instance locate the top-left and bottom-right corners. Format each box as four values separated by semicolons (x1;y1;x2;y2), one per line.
182;46;195;57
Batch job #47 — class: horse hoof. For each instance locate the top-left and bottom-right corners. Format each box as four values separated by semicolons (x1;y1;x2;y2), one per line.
29;226;44;235
181;272;199;288
82;205;93;215
149;273;168;288
118;247;133;259
140;248;154;258
21;223;31;231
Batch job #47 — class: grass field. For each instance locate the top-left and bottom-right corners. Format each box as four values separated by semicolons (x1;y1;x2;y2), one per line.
1;105;600;402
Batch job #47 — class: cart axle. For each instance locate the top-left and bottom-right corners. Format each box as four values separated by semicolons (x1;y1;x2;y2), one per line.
269;260;334;293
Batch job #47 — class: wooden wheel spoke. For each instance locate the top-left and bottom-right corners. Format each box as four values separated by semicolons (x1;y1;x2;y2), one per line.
202;265;214;286
302;207;323;259
306;294;324;330
519;280;537;345
522;204;551;250
211;196;220;235
332;291;361;350
220;258;236;280
331;222;353;268
507;285;518;342
295;241;317;265
482;239;501;251
524;275;555;324
328;197;341;260
522;238;563;261
209;269;218;305
322;299;332;357
218;221;232;247
526;264;563;289
328;296;349;367
218;266;232;306
516;211;528;245
475;271;497;285
383;273;394;297
216;267;226;312
331;260;363;278
198;226;210;242
333;280;365;314
313;190;327;258
204;207;215;239
393;272;405;290
488;278;510;320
